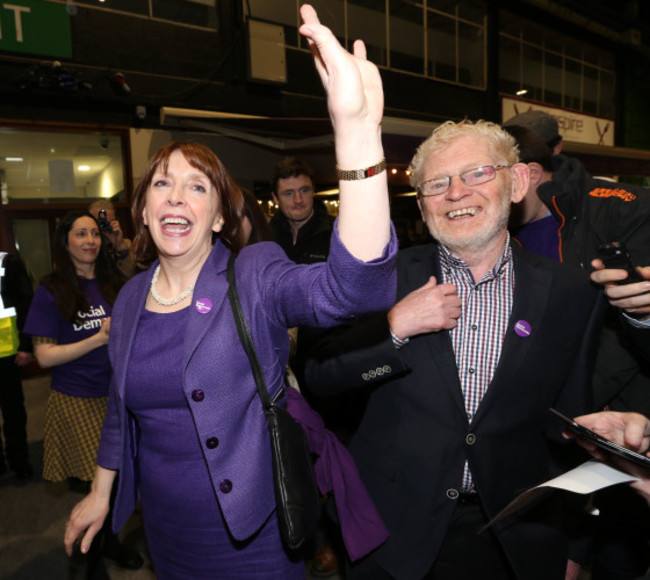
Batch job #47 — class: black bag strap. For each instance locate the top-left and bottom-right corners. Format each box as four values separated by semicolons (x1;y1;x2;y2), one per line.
227;254;274;412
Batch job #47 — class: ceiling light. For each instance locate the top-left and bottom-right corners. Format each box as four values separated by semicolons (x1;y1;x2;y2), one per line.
516;89;528;96
5;157;23;162
78;165;90;171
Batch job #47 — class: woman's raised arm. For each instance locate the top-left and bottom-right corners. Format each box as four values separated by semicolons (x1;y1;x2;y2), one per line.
299;4;390;262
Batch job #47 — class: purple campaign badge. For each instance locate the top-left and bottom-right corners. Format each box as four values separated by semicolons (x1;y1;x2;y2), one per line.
195;298;212;314
514;320;531;338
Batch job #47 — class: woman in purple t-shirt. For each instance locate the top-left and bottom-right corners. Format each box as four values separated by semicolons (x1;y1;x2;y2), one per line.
23;210;133;576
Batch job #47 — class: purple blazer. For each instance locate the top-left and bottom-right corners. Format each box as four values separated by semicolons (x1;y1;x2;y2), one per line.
97;225;397;541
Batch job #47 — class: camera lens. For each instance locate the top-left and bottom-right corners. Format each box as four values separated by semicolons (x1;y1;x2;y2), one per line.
97;210;112;232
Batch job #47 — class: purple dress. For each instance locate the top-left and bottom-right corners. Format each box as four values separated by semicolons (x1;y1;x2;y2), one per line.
125;307;305;580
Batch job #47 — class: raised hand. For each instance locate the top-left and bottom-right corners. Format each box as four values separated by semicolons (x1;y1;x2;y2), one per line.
298;5;389;262
299;4;383;134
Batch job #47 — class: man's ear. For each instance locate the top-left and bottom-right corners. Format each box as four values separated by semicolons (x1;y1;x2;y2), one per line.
271;192;279;205
416;196;426;220
527;162;544;188
510;162;530;204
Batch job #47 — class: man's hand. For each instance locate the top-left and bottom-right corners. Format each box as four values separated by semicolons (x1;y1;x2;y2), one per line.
572;411;650;456
387;276;461;341
572;411;650;504
590;259;650;319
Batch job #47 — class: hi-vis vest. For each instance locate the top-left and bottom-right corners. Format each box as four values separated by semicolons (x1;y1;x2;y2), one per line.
0;252;20;357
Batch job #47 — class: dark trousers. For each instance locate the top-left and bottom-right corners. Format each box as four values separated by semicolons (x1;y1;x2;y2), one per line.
0;356;30;472
425;500;516;580
347;499;516;580
590;486;650;580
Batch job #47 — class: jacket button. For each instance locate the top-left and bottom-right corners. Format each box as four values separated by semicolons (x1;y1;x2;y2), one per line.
446;488;459;500
219;479;233;493
206;437;219;449
466;433;476;445
192;389;205;402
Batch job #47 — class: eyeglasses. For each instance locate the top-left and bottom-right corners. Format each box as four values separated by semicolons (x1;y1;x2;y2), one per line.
419;164;510;197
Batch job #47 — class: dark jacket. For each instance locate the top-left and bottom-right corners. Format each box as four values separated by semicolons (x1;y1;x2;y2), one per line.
0;253;34;354
269;198;334;264
538;154;650;414
304;241;603;580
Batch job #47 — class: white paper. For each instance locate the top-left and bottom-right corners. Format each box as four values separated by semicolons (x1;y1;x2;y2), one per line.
484;460;639;529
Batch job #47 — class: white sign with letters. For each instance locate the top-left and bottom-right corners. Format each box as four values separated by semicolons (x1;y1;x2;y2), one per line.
502;97;615;147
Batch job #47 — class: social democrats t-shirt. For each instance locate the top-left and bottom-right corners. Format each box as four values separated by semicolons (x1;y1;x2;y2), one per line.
24;278;112;398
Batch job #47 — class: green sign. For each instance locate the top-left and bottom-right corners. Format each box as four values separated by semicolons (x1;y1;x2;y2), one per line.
0;1;71;58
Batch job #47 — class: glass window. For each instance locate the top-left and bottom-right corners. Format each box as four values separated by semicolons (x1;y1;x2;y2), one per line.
427;0;484;24
499;35;521;94
455;0;485;25
427;13;456;81
522;44;543;102
458;21;484;87
600;70;616;118
544;52;563;107
500;12;522;38
564;58;582;111
429;1;458;18
0;128;126;205
500;12;615;117
348;0;388;66
582;64;599;115
250;0;487;89
153;0;219;29
390;0;425;74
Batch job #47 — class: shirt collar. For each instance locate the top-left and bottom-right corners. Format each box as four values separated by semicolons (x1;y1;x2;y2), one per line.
439;232;513;282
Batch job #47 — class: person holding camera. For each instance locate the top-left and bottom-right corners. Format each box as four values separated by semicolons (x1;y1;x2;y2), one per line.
89;201;136;278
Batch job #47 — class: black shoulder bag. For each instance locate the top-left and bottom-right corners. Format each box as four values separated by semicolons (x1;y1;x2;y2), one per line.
226;255;320;551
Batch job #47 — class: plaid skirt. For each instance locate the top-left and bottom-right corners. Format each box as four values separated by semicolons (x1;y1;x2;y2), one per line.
43;390;107;482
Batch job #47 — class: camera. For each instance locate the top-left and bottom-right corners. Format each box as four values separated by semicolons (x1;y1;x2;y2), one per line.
97;209;113;233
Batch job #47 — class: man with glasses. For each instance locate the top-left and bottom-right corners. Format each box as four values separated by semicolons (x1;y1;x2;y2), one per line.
303;120;603;579
269;156;334;265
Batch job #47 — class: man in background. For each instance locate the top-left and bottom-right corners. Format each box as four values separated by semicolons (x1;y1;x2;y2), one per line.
269;156;340;577
504;109;564;154
269;156;334;264
505;115;650;580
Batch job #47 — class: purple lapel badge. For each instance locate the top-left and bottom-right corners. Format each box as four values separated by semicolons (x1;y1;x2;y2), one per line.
514;320;532;338
195;298;213;314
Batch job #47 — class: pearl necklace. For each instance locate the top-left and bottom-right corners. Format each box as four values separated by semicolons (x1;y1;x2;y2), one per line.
149;265;195;306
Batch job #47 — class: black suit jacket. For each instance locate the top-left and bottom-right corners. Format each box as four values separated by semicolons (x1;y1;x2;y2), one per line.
305;241;604;580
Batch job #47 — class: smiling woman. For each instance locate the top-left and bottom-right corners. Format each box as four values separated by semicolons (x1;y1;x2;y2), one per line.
63;5;397;578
